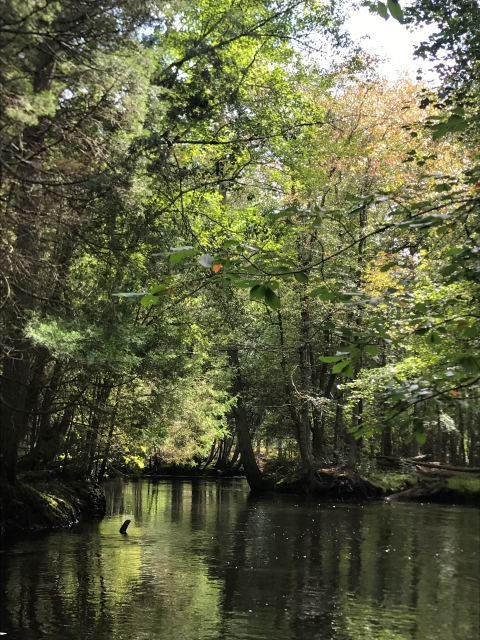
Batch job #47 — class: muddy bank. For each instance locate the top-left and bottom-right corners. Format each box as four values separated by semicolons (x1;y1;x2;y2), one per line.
0;471;106;535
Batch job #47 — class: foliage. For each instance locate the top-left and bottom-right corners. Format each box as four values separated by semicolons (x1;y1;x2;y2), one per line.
1;0;479;485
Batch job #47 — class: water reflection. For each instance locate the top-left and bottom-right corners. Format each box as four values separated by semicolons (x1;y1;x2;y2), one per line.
1;479;478;640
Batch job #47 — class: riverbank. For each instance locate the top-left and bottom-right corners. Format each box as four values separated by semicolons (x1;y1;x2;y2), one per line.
269;465;480;505
0;471;106;536
142;463;479;504
1;466;477;536
385;474;480;505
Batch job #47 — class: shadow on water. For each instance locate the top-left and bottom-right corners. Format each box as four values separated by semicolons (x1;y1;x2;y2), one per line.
0;478;479;640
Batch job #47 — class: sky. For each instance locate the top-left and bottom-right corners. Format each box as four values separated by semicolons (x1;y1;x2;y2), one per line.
344;5;439;83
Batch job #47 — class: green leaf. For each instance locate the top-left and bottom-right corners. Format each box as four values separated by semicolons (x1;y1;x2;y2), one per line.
170;248;196;263
431;114;468;139
140;294;159;307
268;206;299;220
149;284;168;295
294;272;309;283
309;287;338;301
266;280;279;291
343;363;355;378
250;284;266;301
440;264;457;277
264;287;280;310
198;254;215;268
318;356;344;363
235;280;258;289
222;239;238;248
364;1;389;19
387;0;403;22
332;360;350;373
377;1;389;19
365;345;380;356
459;356;479;373
348;206;365;218
379;262;398;272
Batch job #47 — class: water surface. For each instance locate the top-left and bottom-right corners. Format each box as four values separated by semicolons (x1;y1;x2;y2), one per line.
1;478;478;640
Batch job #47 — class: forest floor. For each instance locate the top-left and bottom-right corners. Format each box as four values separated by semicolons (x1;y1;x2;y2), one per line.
0;470;106;536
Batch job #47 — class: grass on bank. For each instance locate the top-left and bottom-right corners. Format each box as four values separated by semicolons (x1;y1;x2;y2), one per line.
446;475;480;494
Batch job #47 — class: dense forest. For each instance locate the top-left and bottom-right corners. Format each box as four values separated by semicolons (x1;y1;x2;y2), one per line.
1;0;479;492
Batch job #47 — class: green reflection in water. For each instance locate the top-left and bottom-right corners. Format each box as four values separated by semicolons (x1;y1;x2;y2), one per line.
1;479;478;640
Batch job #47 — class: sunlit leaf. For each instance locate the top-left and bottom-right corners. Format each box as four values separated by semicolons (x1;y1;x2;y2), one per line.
141;294;159;307
332;360;350;373
150;284;168;295
170;249;197;263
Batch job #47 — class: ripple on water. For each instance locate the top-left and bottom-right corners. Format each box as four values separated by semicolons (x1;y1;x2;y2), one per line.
0;479;478;640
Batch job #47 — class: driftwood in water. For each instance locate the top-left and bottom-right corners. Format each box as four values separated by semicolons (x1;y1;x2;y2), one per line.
119;519;131;534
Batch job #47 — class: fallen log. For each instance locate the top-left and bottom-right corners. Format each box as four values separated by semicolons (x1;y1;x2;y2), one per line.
414;462;480;473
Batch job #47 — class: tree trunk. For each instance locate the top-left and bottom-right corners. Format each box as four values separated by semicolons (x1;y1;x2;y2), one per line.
227;348;263;490
276;308;302;443
312;407;324;460
297;292;315;481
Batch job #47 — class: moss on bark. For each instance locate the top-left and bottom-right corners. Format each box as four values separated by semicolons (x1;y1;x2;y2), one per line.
0;471;106;535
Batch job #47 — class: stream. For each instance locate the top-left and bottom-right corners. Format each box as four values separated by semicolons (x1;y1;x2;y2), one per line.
1;478;479;640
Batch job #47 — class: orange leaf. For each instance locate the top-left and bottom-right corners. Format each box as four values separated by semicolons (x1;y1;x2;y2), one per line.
212;264;222;273
449;390;461;396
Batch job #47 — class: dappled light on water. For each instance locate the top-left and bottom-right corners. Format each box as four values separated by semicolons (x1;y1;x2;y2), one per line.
1;479;478;640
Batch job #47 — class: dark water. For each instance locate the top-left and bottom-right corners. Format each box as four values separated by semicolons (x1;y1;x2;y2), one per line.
1;479;479;640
